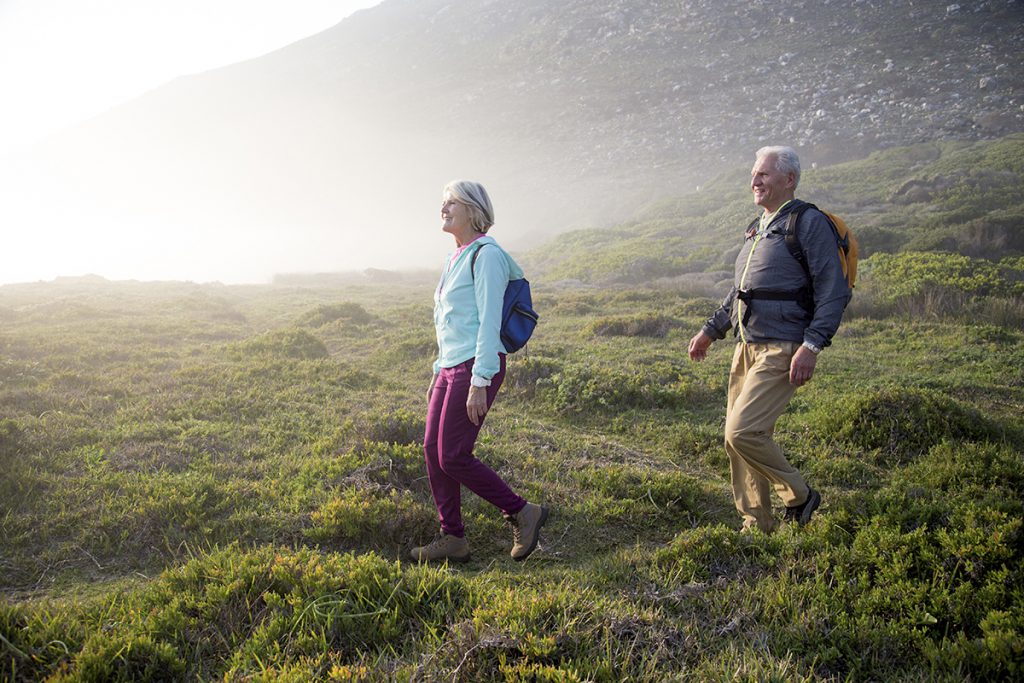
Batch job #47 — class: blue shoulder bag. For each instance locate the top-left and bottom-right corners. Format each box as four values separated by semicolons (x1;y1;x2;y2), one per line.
470;244;539;353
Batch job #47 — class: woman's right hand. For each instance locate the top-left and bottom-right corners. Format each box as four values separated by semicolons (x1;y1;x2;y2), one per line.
426;374;438;402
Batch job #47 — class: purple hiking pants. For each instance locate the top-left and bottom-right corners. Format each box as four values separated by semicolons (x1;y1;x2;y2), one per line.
423;356;526;537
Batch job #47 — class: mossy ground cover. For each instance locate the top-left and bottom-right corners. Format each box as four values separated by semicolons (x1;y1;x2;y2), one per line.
1;274;1022;681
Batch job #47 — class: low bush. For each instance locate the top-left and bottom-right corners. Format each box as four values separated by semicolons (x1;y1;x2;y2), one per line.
299;302;375;328
649;525;783;584
228;329;329;360
54;632;187;683
538;361;699;415
18;546;469;681
805;505;1024;676
430;584;679;681
895;440;1024;507
503;357;562;397
358;407;424;446
0;602;81;682
861;251;1023;305
569;464;702;527
817;386;998;464
305;487;434;548
674;296;721;318
586;314;679;338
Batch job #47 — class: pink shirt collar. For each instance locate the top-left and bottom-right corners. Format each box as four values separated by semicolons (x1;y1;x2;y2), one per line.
453;232;486;258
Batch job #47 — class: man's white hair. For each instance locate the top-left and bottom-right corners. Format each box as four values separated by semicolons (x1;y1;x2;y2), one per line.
756;145;801;188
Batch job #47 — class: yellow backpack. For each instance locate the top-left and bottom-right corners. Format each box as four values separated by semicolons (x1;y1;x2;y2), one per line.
783;202;858;290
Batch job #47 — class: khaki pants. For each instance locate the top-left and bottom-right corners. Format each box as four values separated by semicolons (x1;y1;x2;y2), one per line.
725;342;810;533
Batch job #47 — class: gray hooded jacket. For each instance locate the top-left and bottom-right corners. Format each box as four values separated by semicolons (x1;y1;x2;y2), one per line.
702;201;851;349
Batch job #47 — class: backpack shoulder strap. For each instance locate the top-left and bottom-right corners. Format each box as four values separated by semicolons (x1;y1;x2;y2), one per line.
745;216;759;235
784;201;817;280
469;242;490;280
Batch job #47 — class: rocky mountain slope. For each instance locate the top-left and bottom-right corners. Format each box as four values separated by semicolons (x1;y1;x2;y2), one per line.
9;0;1023;278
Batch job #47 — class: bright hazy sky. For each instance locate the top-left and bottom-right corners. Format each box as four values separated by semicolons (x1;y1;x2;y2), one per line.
0;0;382;155
0;0;386;284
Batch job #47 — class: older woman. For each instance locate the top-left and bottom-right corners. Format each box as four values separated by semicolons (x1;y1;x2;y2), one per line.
411;180;549;563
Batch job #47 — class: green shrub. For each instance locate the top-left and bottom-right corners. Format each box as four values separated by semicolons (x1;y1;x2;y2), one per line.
820;386;998;464
928;608;1024;679
229;329;329;360
586;314;678;338
441;584;676;682
862;251;1022;305
305;487;434;547
503;357;562;397
822;506;1022;668
539;361;698;415
0;601;80;682
894;441;1024;508
359;407;424;446
299;302;374;328
675;296;720;318
650;525;782;584
55;633;186;683
570;465;700;525
842;440;1024;534
141;546;468;679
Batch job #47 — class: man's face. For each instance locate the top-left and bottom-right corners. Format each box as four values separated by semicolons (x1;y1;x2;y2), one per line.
750;155;796;212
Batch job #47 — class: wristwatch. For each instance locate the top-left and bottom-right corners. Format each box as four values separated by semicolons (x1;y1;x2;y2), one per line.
802;341;822;355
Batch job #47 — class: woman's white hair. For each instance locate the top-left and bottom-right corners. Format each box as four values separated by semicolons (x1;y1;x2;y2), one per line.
444;180;494;233
756;145;801;188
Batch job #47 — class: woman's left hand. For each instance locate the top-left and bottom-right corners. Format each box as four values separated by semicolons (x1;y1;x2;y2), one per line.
466;385;488;426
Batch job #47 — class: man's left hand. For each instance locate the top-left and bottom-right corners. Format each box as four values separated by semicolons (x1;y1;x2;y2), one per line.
789;345;818;387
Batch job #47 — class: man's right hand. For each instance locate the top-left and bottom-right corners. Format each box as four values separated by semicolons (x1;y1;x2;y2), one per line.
688;331;713;361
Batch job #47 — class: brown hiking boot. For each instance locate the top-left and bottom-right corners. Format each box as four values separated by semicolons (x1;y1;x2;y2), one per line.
504;502;549;561
410;532;470;563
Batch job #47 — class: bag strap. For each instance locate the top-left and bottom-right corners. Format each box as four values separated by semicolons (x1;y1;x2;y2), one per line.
784;204;811;282
784;201;845;283
469;242;489;281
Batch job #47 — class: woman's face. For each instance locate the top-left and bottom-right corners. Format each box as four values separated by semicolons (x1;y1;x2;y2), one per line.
441;193;472;235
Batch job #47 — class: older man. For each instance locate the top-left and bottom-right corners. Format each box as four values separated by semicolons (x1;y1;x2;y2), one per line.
688;146;851;534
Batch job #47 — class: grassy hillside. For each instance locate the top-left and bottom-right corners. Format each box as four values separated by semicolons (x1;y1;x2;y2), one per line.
527;134;1024;286
1;262;1022;679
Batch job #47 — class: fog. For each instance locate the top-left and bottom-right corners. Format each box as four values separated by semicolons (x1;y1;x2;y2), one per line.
0;64;591;286
0;1;665;287
3;0;1020;286
0;0;420;286
0;109;539;285
0;118;454;285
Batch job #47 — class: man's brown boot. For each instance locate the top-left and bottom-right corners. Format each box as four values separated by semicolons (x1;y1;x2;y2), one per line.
504;502;549;561
410;532;470;563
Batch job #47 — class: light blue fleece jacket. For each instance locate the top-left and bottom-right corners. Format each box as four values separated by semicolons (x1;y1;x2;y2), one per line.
432;235;524;382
